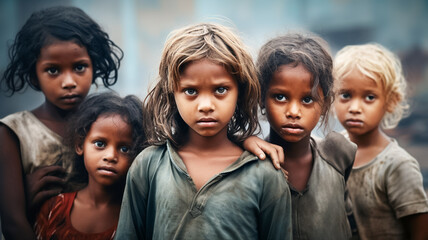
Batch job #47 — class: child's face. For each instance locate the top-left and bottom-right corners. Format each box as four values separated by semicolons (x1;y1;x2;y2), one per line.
265;64;323;143
36;40;92;111
76;114;133;187
334;68;387;137
174;59;238;139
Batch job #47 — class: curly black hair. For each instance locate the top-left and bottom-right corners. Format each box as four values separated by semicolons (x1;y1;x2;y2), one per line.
1;6;123;94
66;92;146;186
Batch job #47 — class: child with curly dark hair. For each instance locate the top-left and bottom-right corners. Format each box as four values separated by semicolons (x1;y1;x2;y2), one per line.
34;92;146;240
0;6;123;239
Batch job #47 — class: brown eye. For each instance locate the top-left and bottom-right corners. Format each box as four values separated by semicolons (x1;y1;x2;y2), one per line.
275;94;286;102
46;67;59;75
94;141;105;148
75;64;86;73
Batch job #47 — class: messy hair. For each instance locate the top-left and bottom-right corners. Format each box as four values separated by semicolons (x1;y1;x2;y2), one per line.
257;32;334;127
1;6;123;94
334;43;409;129
66;92;146;185
144;22;260;147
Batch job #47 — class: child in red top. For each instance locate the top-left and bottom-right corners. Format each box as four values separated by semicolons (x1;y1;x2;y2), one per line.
34;92;146;240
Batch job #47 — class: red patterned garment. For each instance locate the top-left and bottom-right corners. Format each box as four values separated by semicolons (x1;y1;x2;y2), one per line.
34;192;116;240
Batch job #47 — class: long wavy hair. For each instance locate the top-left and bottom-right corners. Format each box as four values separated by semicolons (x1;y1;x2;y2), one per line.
144;22;260;147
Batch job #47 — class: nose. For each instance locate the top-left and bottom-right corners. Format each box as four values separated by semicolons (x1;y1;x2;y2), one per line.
103;146;118;163
61;72;77;89
286;101;301;119
198;95;215;113
349;99;362;114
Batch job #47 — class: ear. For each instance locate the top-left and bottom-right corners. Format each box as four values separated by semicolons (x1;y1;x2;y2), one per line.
75;144;84;156
30;76;40;90
386;93;401;113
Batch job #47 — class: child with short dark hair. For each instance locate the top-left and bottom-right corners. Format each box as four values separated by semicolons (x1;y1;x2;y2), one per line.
334;43;428;239
115;22;292;239
0;6;123;239
257;32;356;239
34;92;146;240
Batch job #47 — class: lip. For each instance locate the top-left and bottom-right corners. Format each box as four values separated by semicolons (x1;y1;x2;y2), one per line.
97;166;118;176
197;117;218;127
345;118;363;127
60;93;81;104
281;123;304;134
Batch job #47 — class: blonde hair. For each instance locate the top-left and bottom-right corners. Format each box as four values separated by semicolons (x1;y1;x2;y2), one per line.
144;22;260;146
334;43;409;129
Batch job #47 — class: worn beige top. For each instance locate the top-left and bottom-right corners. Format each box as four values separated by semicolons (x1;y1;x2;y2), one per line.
0;111;74;175
347;139;428;240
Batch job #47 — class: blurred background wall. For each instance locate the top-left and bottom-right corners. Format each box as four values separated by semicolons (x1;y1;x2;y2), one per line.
1;0;427;190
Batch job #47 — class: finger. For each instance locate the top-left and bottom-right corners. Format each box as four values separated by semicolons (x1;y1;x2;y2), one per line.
40;165;67;177
255;148;266;160
275;145;285;165
258;145;281;169
31;165;66;179
38;175;66;188
30;188;62;210
281;168;289;180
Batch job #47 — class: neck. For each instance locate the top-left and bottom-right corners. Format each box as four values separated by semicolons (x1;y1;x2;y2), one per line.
80;181;125;206
182;127;237;153
269;128;312;162
348;126;389;149
33;100;74;121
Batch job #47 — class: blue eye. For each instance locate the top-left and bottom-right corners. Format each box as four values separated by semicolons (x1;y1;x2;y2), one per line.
46;67;59;75
275;94;287;102
75;64;86;73
215;87;228;95
302;96;313;104
94;141;105;148
120;146;130;153
184;89;197;96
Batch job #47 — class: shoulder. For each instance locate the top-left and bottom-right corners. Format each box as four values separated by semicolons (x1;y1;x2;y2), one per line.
381;139;421;171
315;131;357;176
0;111;42;135
0;111;31;124
38;192;75;220
128;144;168;178
133;144;168;165
243;153;288;187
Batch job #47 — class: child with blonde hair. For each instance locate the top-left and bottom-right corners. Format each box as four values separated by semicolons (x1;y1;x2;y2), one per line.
334;43;428;239
115;22;292;239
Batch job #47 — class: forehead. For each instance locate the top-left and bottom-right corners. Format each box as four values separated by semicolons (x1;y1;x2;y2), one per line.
338;68;382;90
269;64;313;89
38;40;89;60
178;59;235;84
88;114;132;137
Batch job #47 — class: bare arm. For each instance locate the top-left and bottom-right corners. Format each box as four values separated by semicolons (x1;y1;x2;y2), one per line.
0;125;35;239
402;213;428;240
